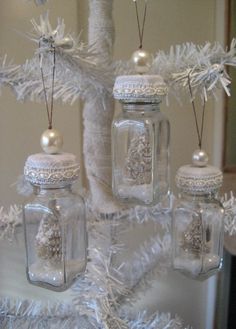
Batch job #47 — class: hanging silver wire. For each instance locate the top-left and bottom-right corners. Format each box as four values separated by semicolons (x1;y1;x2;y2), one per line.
187;73;206;150
133;0;148;49
39;40;56;130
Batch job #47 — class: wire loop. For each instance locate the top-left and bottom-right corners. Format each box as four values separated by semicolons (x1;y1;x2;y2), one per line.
133;0;148;49
39;40;56;130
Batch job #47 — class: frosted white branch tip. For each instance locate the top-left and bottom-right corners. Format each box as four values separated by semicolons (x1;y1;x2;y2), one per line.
113;75;168;103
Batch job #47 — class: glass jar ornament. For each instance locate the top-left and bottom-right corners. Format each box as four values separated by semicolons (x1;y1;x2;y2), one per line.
172;150;224;280
23;152;87;291
112;75;170;206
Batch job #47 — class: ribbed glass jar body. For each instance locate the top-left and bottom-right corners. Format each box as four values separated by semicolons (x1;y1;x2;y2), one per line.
23;184;87;291
112;103;170;206
172;193;224;280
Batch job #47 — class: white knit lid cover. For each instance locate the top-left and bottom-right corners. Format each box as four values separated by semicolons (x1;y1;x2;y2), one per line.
176;164;223;195
24;153;80;186
113;75;168;103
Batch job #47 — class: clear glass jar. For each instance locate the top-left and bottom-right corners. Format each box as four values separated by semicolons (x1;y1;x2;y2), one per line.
23;153;87;291
23;184;87;291
172;193;224;280
112;102;170;206
172;152;224;280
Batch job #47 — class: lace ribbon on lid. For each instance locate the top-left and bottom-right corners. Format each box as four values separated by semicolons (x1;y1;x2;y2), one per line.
24;153;80;186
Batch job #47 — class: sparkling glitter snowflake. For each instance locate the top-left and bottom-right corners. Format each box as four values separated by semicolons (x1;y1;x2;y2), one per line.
125;133;152;185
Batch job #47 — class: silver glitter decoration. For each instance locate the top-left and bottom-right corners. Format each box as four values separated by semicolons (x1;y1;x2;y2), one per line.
125;133;152;185
181;214;210;256
35;205;62;264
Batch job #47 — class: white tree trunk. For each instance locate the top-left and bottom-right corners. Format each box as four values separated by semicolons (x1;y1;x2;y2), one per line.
83;0;122;215
88;0;114;58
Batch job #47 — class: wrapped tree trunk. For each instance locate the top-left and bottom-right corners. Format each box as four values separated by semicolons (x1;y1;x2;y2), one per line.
83;0;122;215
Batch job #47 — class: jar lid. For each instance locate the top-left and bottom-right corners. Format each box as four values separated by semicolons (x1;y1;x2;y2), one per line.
113;75;168;103
175;150;223;194
24;153;80;186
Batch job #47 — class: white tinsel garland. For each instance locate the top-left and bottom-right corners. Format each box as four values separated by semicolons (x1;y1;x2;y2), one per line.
0;13;112;104
1;15;236;105
3;38;236;103
0;298;95;329
127;312;191;329
71;214;183;329
0;56;21;90
120;233;171;287
150;40;236;100
0;298;190;329
0;205;22;240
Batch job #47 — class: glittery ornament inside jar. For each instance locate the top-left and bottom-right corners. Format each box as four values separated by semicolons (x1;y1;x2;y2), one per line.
172;150;224;280
112;75;170;206
23;152;87;291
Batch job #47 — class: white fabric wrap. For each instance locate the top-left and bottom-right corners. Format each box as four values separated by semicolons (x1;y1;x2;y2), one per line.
24;153;80;186
84;0;123;214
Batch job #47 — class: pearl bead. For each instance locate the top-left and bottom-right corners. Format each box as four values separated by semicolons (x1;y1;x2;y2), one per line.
192;149;209;167
40;129;63;154
131;49;152;74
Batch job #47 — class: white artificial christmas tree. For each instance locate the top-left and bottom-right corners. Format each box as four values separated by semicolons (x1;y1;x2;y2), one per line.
0;1;236;328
